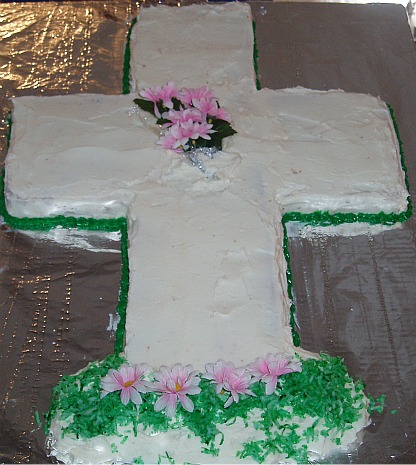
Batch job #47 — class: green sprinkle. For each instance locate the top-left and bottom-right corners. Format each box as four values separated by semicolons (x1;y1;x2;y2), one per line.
367;394;386;414
111;443;118;453
44;353;371;464
390;409;398;415
133;457;144;464
4;95;401;463
34;410;42;428
158;452;175;464
201;442;219;457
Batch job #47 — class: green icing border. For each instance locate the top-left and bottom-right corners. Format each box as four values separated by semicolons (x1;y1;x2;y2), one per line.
3;105;411;358
2;103;409;464
122;16;137;95
1;5;411;383
0;4;410;377
252;20;261;91
0;171;129;356
1;9;411;461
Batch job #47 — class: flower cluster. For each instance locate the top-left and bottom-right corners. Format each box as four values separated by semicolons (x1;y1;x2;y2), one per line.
134;82;237;154
100;354;301;417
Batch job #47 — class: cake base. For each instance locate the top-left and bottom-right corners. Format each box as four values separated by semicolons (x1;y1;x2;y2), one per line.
46;354;370;464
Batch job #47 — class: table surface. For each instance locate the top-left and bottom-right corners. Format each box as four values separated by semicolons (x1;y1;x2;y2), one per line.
0;2;415;463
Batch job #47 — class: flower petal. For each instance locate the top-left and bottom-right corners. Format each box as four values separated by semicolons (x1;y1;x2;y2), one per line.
129;388;143;406
165;395;178;418
224;395;234;408
120;388;131;405
265;378;278;395
100;376;123;393
154;393;170;412
100;390;109;400
119;364;133;381
179;394;194;413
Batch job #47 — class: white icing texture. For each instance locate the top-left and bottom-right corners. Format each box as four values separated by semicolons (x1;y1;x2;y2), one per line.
4;2;409;463
129;3;257;99
227;87;408;214
48;401;369;464
5;88;407;373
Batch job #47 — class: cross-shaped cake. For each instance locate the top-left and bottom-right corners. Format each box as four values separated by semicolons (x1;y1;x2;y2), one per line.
4;3;410;463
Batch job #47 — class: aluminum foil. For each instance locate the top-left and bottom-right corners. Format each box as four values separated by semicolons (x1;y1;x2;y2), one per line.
0;1;415;463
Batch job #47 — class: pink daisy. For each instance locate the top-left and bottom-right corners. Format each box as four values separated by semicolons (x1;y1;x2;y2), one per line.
193;98;232;122
179;120;215;141
204;360;238;394
151;364;201;418
157;128;185;153
168;123;191;151
100;363;150;406
139;81;178;118
249;354;302;395
163;108;205;126
204;360;256;408
179;86;216;106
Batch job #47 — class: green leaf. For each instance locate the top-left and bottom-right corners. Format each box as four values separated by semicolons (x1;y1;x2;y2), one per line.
171;97;183;111
134;98;156;116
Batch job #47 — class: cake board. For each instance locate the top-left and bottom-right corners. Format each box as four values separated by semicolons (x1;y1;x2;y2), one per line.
0;1;415;462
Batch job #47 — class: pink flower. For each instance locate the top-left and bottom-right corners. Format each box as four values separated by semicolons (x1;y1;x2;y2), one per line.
212;106;232;123
100;363;150;406
139;81;178;117
179;120;215;141
204;360;256;408
163;108;205;126
179;86;216;106
193;98;232;123
157;128;185;153
158;119;215;153
249;354;302;395
204;360;237;394
193;97;217;116
167;123;191;151
151;364;201;418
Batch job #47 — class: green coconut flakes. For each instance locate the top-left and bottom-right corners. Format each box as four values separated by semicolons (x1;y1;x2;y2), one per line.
45;353;369;464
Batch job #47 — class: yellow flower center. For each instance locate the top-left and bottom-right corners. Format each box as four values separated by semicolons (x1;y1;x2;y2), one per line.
175;382;182;392
123;380;134;388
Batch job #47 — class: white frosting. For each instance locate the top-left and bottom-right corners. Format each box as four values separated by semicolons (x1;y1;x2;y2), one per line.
5;90;408;220
5;89;408;371
129;3;257;100
48;400;368;464
4;2;409;463
227;87;408;215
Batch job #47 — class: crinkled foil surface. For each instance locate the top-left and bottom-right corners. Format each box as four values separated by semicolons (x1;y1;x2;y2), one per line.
0;1;415;463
